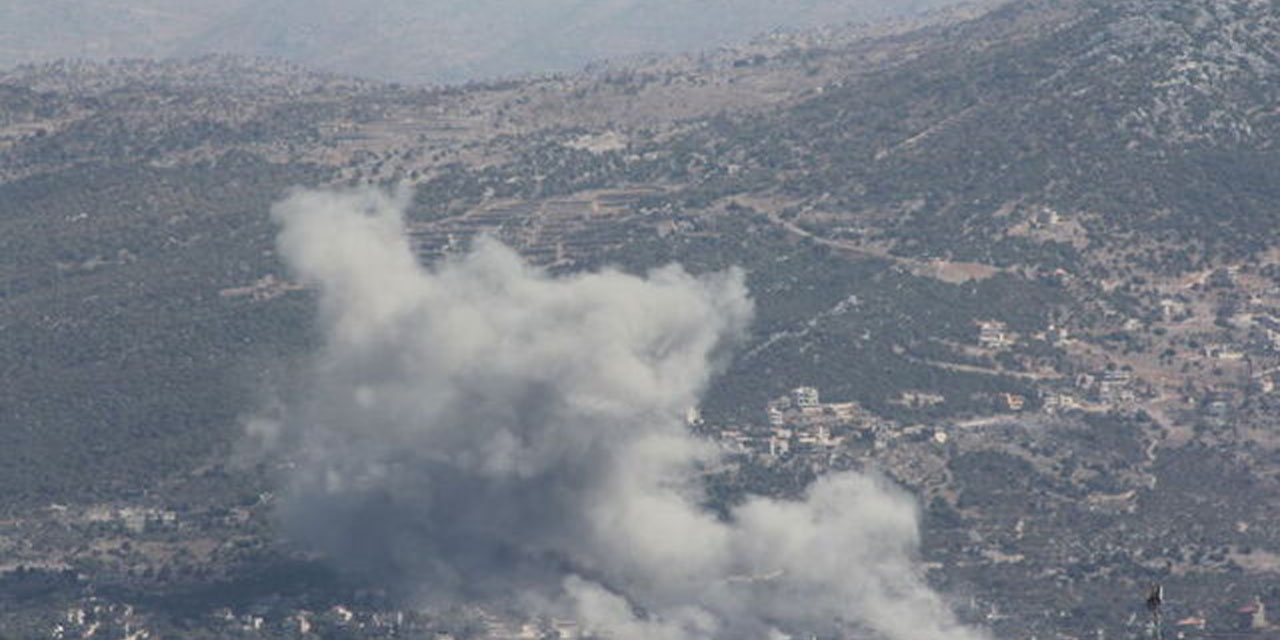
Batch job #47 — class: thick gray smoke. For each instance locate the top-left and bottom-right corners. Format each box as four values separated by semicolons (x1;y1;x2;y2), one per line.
261;185;987;640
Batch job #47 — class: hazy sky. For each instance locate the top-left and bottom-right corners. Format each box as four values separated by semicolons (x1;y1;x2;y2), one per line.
0;0;963;84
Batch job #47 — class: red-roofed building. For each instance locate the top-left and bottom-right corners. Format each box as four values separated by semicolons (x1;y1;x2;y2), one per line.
1237;597;1267;631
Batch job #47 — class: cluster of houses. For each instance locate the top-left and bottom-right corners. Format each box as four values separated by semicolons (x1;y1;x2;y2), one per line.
970;283;1280;412
1166;595;1270;638
1255;314;1280;350
976;319;1072;350
462;614;581;640
1071;369;1137;405
51;503;179;535
705;285;1280;463
53;600;148;640
710;387;896;461
202;602;438;639
218;273;304;303
977;320;1014;350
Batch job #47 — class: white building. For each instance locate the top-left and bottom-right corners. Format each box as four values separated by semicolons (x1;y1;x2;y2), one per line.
791;386;820;409
684;407;703;426
977;320;1013;349
766;406;786;427
769;436;791;458
1159;299;1186;321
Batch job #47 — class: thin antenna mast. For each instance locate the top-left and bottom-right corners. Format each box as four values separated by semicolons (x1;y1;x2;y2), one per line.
1146;584;1164;640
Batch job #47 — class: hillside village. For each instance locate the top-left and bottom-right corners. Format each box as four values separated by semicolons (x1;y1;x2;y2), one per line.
712;253;1280;458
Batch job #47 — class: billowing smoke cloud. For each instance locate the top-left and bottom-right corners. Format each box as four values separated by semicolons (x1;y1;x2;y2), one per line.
261;185;986;640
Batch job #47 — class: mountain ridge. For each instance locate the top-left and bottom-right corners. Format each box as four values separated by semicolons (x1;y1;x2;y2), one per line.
0;0;969;84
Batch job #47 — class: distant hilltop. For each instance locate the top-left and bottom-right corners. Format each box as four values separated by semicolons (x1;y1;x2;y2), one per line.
0;0;972;84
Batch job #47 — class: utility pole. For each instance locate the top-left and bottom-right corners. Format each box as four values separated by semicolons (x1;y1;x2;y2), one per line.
1146;584;1163;640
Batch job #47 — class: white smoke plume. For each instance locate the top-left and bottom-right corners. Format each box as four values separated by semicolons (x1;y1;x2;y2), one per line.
263;185;987;640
